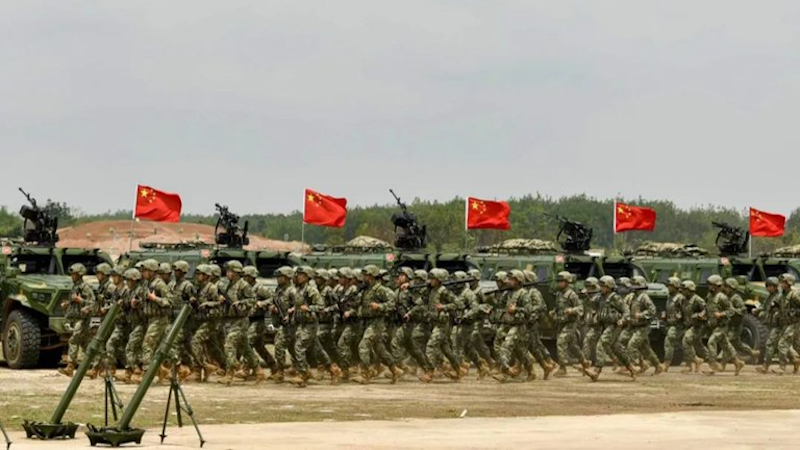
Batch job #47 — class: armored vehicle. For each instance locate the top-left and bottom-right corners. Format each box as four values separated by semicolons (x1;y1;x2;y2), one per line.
0;190;114;369
632;222;769;360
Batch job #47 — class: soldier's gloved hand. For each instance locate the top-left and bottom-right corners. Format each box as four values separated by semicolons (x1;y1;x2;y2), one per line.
369;302;380;311
147;292;157;302
400;282;410;291
72;294;82;303
270;305;278;314
435;303;444;312
300;304;310;313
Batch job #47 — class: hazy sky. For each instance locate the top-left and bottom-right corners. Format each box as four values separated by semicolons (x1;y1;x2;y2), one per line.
1;1;798;216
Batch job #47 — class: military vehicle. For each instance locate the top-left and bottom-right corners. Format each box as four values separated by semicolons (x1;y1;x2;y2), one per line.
117;204;302;282
632;222;768;360
472;215;669;347
297;190;478;273
0;189;114;369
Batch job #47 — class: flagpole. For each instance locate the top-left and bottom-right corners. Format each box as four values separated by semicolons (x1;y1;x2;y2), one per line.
128;186;138;252
464;198;469;252
301;188;306;247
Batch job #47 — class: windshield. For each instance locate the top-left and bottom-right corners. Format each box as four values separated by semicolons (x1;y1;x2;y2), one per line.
602;263;637;280
256;257;294;277
564;262;594;281
62;254;109;275
731;263;759;281
11;253;58;274
762;264;800;280
435;260;479;273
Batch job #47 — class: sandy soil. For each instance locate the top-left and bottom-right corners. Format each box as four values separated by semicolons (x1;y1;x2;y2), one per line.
56;220;306;259
2;410;798;449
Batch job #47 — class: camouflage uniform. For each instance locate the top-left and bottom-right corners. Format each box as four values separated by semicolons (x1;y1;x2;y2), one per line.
168;261;197;370
525;272;554;376
105;267;130;370
220;261;258;383
469;269;496;370
724;278;757;360
586;276;634;381
617;277;634;349
122;273;147;379
553;272;586;373
662;277;686;367
626;277;662;373
776;274;800;371
140;260;173;374
336;269;363;374
90;263;117;374
356;265;398;382
493;270;532;382
580;277;601;364
189;265;222;380
703;275;740;374
206;265;228;369
680;281;708;371
390;268;429;371
288;266;329;385
313;269;340;370
755;277;782;373
451;272;480;370
60;263;96;375
245;266;277;372
422;269;464;381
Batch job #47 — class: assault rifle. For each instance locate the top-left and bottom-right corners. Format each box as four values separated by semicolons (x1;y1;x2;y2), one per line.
483;281;538;296
408;277;478;290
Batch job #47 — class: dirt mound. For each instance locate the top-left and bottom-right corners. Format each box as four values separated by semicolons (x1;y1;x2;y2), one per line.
57;220;307;259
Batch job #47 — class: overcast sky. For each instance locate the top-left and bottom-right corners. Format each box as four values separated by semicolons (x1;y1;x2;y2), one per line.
1;1;798;216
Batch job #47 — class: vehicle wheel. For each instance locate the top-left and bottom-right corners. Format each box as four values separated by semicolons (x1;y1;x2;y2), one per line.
740;314;768;364
3;309;41;369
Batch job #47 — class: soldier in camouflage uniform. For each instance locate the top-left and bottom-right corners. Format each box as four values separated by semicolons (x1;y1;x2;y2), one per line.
661;277;686;370
313;269;341;378
523;270;556;380
336;268;364;379
86;263;117;378
585;276;635;381
135;259;173;383
58;263;96;377
391;267;426;375
219;260;262;385
190;265;222;382
679;280;707;373
451;271;480;375
206;264;228;371
616;277;635;351
168;260;196;381
353;265;401;384
118;268;146;384
723;278;759;363
420;268;464;382
493;270;533;382
626;276;663;375
701;275;744;376
468;268;496;377
774;274;800;374
287;266;341;387
104;266;129;374
755;277;782;374
580;277;601;365
553;271;589;377
243;266;277;377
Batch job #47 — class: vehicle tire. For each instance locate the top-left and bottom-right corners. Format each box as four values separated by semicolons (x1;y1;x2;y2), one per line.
3;309;41;369
740;314;768;364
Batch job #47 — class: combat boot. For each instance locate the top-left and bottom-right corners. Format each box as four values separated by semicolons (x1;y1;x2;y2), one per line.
771;364;787;375
793;358;800;374
625;365;637;380
287;372;308;387
702;362;720;376
418;370;435;383
86;366;100;380
268;369;285;382
693;357;704;373
178;364;192;382
661;361;670;373
653;363;666;376
553;365;568;378
492;367;510;383
525;364;537;382
116;368;134;384
733;358;745;376
680;363;694;374
315;365;327;381
190;368;203;383
218;369;235;386
478;361;490;380
755;364;769;374
156;364;171;384
584;367;599;382
750;349;761;361
637;361;651;375
254;367;267;385
389;365;404;384
329;364;342;385
58;363;76;377
542;361;557;380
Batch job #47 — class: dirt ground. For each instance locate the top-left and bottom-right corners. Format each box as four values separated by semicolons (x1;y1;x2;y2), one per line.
1;366;799;432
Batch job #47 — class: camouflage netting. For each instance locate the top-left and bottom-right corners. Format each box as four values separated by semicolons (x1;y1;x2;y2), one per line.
478;238;559;254
772;245;800;258
338;236;393;252
635;242;709;257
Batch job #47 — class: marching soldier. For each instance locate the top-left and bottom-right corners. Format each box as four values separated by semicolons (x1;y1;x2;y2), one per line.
701;275;744;376
756;277;782;374
58;263;96;377
190;264;222;382
244;265;278;377
168;260;196;381
581;277;601;365
774;274;800;374
353;265;400;384
680;280;707;373
493;270;532;382
421;268;463;382
313;269;341;378
87;262;117;379
117;268;146;384
524;270;556;380
626;276;663;375
219;260;262;385
269;266;297;382
336;268;363;380
723;278;760;363
585;276;636;381
136;259;173;384
553;271;589;377
662;277;686;370
103;266;129;374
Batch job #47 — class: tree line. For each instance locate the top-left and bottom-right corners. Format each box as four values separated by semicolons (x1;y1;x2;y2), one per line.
2;195;800;255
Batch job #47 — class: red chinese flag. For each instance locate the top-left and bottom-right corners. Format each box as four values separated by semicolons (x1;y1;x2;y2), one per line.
303;188;347;227
466;197;511;230
750;207;785;237
615;202;656;233
134;185;182;222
